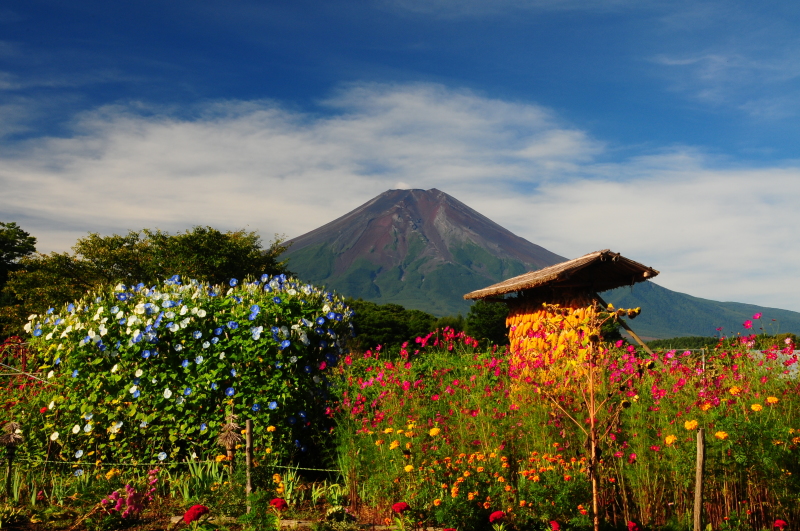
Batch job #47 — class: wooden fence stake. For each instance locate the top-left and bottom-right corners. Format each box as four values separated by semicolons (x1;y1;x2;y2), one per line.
694;428;705;531
246;419;253;513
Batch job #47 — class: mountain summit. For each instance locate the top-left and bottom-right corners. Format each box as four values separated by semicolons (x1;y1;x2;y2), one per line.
284;188;564;315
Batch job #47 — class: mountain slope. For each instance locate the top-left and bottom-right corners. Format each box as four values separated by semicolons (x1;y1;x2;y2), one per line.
284;188;565;315
284;188;800;338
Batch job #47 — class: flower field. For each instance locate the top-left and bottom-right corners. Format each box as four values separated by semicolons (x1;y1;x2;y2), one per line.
2;279;800;531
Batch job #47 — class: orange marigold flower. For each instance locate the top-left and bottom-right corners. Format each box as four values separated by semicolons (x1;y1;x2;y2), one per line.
714;431;728;440
767;397;779;405
375;439;384;446
429;427;441;437
729;386;742;396
700;403;712;411
684;420;699;431
483;502;491;509
476;467;485;472
665;435;677;446
433;499;442;506
520;500;527;507
751;404;763;412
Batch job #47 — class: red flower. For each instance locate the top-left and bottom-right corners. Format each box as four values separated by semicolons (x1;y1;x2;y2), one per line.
628;521;640;531
183;504;209;524
40;407;48;413
489;511;505;523
550;521;561;531
270;498;288;511
774;520;787;530
392;502;410;513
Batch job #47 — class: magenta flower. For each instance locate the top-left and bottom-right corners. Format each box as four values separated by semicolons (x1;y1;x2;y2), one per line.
753;313;762;319
743;320;753;329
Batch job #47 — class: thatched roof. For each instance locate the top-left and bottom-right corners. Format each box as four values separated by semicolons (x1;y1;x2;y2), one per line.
463;249;658;300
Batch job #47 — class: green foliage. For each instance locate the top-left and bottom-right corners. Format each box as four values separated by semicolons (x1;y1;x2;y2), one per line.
346;299;436;351
17;274;352;466
1;226;290;338
0;222;37;289
465;300;508;345
646;336;719;350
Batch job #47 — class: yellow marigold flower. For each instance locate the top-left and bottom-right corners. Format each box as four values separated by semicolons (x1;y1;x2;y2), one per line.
490;452;497;458
375;439;384;446
384;427;394;434
216;454;228;462
266;448;272;454
767;396;779;404
476;466;485;472
684;420;699;431
433;498;442;506
405;442;413;449
751;404;763;412
700;402;712;411
468;493;475;500
531;475;540;482
729;386;742;396
714;431;728;440
404;465;414;473
405;432;414;438
390;440;400;449
665;434;678;446
429;427;441;437
267;425;276;432
497;476;505;482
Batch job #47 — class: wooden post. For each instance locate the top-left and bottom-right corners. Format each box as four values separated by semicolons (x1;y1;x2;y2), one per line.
246;419;253;513
694;428;705;531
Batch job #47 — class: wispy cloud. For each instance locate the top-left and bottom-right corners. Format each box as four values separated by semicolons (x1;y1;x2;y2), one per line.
1;83;798;312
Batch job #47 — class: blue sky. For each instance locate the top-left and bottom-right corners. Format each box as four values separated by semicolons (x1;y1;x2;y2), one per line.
2;0;800;312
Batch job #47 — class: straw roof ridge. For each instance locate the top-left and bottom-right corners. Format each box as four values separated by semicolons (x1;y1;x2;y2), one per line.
463;249;658;300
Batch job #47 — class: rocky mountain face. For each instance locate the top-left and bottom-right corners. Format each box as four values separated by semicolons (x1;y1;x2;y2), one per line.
283;188;800;338
284;188;564;315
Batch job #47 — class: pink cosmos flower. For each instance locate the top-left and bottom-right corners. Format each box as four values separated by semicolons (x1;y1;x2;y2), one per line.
753;313;762;320
743;320;753;329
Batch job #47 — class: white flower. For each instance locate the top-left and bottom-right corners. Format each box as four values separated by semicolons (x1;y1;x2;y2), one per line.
168;323;179;332
50;432;59;441
28;314;38;320
287;288;297;296
180;318;190;328
127;315;137;326
98;325;107;336
134;369;143;377
88;329;96;339
190;307;198;315
84;423;93;432
197;309;207;318
129;385;138;394
47;370;54;379
323;304;331;313
72;425;80;434
116;311;124;319
165;311;175;319
134;303;146;315
111;364;119;373
202;341;210;349
219;352;226;360
180;305;188;316
48;401;55;409
45;332;53;340
176;396;184;405
163;389;173;399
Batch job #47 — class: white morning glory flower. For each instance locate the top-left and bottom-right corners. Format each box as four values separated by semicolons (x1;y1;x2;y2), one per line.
176;396;184;405
140;420;148;427
165;311;175;319
48;401;55;409
72;425;80;434
157;452;167;461
202;341;210;349
83;424;92;433
180;306;188;316
111;364;119;373
135;369;143;377
129;385;138;394
47;370;54;379
50;432;59;441
83;412;93;420
197;309;207;318
163;389;173;399
75;450;83;458
219;352;225;360
195;356;204;364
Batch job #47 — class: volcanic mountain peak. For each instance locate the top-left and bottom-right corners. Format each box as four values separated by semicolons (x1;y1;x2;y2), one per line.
288;188;564;275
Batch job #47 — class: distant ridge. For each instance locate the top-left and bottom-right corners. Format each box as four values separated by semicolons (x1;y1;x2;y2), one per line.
284;189;800;338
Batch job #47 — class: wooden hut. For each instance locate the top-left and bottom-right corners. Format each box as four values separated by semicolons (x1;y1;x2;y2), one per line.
463;249;659;352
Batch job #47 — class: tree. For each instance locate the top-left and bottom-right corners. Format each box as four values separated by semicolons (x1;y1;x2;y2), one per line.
0;226;290;338
0;222;37;299
465;299;509;345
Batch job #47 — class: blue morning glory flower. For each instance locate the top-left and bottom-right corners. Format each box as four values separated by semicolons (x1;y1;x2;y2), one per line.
133;377;141;385
225;387;235;397
279;340;291;350
273;297;282;304
174;344;183;351
72;370;78;378
227;321;238;330
46;307;54;314
211;383;218;390
54;357;61;365
230;368;237;377
275;362;282;369
261;274;270;282
133;390;141;398
320;340;328;349
252;404;261;412
83;413;93;420
74;469;84;477
298;411;307;419
67;304;75;313
229;278;238;286
304;365;312;374
181;360;189;368
248;312;258;321
142;350;151;359
288;416;297;425
193;330;202;339
75;450;83;458
268;401;278;410
117;293;128;301
214;327;223;336
33;329;43;337
110;306;119;314
119;318;126;325
157;452;167;461
195;356;203;364
327;312;336;320
250;304;260;314
210;337;219;345
316;317;326;326
200;423;207;432
184;388;192;396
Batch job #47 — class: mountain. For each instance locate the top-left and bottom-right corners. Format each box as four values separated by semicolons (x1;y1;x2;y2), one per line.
284;188;564;315
284;188;800;338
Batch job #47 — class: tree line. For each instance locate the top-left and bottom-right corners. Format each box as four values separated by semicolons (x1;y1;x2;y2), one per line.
0;222;509;348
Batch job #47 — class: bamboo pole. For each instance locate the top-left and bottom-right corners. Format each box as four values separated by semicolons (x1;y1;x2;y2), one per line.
246;419;253;513
694;428;705;531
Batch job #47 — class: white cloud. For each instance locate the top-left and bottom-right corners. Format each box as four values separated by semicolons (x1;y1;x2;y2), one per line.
1;82;799;312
